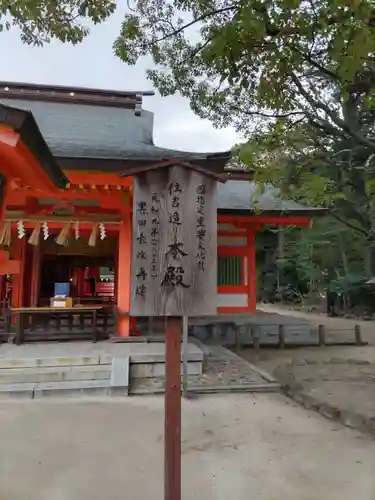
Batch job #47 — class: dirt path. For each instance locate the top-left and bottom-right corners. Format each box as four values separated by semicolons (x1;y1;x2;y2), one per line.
258;303;375;344
1;395;374;500
254;304;375;366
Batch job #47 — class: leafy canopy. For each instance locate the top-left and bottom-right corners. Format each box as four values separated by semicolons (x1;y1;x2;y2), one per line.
114;0;375;142
0;0;116;45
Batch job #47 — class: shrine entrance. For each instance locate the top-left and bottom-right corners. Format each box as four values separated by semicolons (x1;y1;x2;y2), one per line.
39;257;115;306
30;235;118;307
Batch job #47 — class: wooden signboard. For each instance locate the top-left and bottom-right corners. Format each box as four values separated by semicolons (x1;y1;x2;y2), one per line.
131;165;218;316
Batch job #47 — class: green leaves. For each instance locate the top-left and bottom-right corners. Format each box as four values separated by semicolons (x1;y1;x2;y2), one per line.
111;0;375;150
0;0;116;45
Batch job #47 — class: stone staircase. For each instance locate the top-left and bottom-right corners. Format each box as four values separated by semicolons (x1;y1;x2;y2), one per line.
0;343;204;398
0;356;128;398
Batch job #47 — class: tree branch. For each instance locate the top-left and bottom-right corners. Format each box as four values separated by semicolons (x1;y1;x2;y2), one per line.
151;5;237;44
300;51;340;81
308;118;348;139
290;73;375;150
330;211;368;236
237;108;306;119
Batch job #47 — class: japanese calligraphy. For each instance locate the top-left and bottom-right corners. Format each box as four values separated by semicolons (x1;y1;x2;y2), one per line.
131;166;217;316
196;184;207;271
135;284;146;297
136;267;148;280
137;201;148;216
150;191;161;278
166;236;188;259
135;199;149;297
163;176;190;288
161;266;190;288
137;232;147;245
168;182;183;195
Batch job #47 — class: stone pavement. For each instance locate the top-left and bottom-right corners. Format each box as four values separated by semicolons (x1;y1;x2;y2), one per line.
1;394;374;500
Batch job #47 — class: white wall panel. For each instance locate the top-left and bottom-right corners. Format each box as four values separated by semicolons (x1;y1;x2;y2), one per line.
217;223;246;232
217;293;248;307
218;236;248;246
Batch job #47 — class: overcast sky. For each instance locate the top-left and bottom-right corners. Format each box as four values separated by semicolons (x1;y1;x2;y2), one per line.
0;5;240;153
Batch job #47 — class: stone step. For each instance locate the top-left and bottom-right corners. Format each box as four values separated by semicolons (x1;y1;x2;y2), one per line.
0;382;36;398
130;360;202;378
33;380;112;398
0;377;130;399
0;356;105;369
0;357;130;399
0;365;110;384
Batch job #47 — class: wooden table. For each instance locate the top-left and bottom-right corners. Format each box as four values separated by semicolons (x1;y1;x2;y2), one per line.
11;306;105;345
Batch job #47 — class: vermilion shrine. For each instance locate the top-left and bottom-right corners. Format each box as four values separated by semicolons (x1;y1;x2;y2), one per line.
0;81;318;339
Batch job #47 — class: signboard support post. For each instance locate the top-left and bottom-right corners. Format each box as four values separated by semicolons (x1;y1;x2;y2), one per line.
182;315;188;398
164;316;182;500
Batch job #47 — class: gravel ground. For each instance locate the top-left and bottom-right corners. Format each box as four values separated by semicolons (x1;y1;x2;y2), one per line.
1;393;375;500
238;305;375;426
287;359;375;420
131;345;272;394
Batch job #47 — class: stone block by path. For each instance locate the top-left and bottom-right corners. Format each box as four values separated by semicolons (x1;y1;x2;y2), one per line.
0;382;36;399
110;357;129;396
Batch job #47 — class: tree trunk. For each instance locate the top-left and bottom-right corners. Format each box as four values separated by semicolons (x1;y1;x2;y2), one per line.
364;242;375;277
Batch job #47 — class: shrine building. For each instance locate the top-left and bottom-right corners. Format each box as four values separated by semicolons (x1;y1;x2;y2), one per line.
0;82;320;339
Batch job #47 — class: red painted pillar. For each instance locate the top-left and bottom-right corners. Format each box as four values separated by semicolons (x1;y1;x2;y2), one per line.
10;236;26;309
30;245;41;306
117;216;132;337
247;230;257;311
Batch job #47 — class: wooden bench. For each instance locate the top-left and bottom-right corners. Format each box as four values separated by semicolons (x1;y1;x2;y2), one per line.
11;305;108;345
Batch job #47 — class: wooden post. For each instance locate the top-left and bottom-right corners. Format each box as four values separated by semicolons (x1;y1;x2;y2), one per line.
278;324;285;349
182;315;189;398
148;316;154;336
10;237;26;310
235;327;241;352
318;324;326;346
117;217;132;337
30;245;41;306
354;324;362;346
165;316;181;500
252;326;260;349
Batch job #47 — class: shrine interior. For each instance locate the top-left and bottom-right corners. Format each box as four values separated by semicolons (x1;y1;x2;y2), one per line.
26;236;117;307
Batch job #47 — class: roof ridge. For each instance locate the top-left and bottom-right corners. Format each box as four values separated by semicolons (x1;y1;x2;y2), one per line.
0;82;154;110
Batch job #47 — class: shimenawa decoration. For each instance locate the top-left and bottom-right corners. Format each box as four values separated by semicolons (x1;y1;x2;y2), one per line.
0;221;11;246
42;221;49;240
88;223;98;247
74;221;80;240
28;222;41;246
17;220;25;239
55;223;70;246
99;223;106;240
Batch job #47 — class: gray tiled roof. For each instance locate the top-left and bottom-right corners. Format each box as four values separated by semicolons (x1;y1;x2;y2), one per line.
218;181;325;213
0;97;227;161
0;96;323;215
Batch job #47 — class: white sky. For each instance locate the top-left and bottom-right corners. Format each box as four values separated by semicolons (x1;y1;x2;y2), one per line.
0;5;240;153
